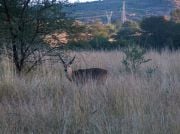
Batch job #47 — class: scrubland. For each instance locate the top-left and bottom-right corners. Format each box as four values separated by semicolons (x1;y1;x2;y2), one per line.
0;51;180;134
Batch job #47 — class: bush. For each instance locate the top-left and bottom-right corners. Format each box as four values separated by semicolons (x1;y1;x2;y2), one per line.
122;45;151;73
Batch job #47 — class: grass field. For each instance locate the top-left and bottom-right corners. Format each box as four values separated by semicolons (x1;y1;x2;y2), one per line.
0;51;180;134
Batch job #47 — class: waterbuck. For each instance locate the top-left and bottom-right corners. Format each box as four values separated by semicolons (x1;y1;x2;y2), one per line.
59;55;108;84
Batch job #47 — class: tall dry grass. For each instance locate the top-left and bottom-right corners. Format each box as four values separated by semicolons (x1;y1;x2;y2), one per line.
0;51;180;134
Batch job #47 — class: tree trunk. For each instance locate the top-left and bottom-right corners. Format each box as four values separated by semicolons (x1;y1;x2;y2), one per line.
12;44;21;74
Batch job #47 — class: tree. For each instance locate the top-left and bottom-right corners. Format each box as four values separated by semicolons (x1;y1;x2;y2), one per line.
140;16;171;50
122;45;151;73
0;0;71;74
140;16;180;50
115;21;141;41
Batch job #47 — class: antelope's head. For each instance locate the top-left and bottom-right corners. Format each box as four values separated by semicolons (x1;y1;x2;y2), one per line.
59;55;76;80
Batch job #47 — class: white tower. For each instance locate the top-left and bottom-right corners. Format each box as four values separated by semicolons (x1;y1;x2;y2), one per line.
121;0;127;24
106;11;113;25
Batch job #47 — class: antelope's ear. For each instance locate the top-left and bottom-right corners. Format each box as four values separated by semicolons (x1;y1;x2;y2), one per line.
69;56;76;65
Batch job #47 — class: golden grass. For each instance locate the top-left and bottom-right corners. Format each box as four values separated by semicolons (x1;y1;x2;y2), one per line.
0;50;180;134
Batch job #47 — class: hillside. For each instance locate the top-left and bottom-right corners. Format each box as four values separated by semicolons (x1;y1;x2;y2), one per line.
65;0;174;22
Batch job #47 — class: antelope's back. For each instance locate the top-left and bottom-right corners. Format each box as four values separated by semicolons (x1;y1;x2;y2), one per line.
72;68;108;83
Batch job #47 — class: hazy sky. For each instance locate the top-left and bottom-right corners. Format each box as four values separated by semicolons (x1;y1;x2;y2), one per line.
68;0;97;3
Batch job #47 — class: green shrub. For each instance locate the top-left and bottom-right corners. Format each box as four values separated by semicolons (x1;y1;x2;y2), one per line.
122;45;151;73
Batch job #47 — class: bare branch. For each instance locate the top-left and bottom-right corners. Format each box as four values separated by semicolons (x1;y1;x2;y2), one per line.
25;47;59;74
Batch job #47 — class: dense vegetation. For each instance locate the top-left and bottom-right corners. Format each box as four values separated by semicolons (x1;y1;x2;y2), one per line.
65;10;180;51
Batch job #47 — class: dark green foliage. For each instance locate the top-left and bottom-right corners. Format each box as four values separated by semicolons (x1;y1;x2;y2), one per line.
66;37;111;50
114;16;180;51
115;21;141;41
89;36;111;50
140;16;180;50
66;37;127;51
